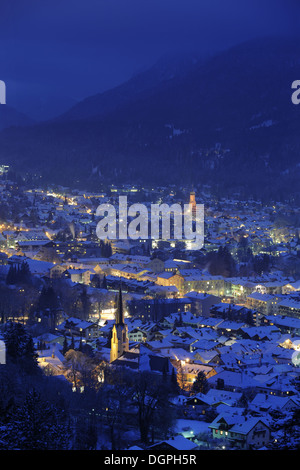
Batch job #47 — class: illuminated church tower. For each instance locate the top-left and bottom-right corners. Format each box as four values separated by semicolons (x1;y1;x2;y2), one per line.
110;286;129;363
189;191;197;217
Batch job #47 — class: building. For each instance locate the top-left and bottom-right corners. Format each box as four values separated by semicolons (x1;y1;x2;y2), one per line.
147;435;198;451
126;297;191;321
276;298;300;318
209;414;270;449
146;257;165;273
66;268;91;285
282;280;300;295
49;264;68;279
59;317;100;340
246;292;279;315
110;287;129;363
184;291;221;317
156;271;184;292
189;191;197;217
181;271;226;297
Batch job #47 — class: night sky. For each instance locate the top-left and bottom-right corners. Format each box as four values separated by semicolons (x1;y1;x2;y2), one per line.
0;0;299;119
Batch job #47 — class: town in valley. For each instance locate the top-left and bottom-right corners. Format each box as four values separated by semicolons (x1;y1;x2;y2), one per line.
0;165;299;450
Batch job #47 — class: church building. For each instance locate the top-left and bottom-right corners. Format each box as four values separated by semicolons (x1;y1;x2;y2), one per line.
110;286;129;363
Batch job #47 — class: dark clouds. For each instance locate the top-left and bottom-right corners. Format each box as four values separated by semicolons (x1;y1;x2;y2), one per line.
0;0;299;119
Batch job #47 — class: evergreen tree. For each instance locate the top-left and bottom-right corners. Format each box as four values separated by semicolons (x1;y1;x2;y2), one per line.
37;286;59;329
0;389;71;450
206;246;236;277
91;273;101;289
191;370;209;395
20;261;31;284
6;265;16;285
3;322;38;373
77;286;91;321
78;333;83;352
253;254;270;275
102;274;107;290
170;367;180;395
73;414;97;450
62;335;69;355
38;286;58;312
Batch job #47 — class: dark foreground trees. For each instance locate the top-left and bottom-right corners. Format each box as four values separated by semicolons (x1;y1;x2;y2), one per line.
0;389;71;450
0;321;179;450
131;371;176;445
3;321;39;374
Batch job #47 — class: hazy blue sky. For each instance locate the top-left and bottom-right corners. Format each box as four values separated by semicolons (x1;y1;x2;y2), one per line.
0;0;299;119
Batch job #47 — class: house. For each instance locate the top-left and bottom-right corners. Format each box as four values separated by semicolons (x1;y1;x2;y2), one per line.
204;389;243;407
107;263;149;280
229;279;256;299
111;343;175;377
16;239;55;255
184;393;213;415
66;268;91;285
161;311;200;329
59;317;100;340
8;256;55;277
282;280;300;294
35;332;65;349
156;272;184;292
238;325;281;342
146;257;165;273
49;264;68;279
210;302;255;324
185;389;243;416
181;270;226;297
246;292;279;315
209;413;271;449
175;361;217;391
190;338;220;354
276;298;300;318
146;435;198;451
207;370;256;392
256;281;284;295
265;315;300;335
193;349;221;365
128;327;150;343
37;343;66;377
184;291;221;317
251;372;296;397
126;297;191;322
214;320;246;336
249;393;300;414
174;418;211;440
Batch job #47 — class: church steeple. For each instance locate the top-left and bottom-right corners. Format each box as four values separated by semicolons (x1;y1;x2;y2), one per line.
189;190;196;218
110;284;129;363
115;285;124;326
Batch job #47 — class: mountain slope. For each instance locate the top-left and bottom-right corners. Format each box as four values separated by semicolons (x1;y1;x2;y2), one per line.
57;53;202;122
0;36;300;201
0;105;34;131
